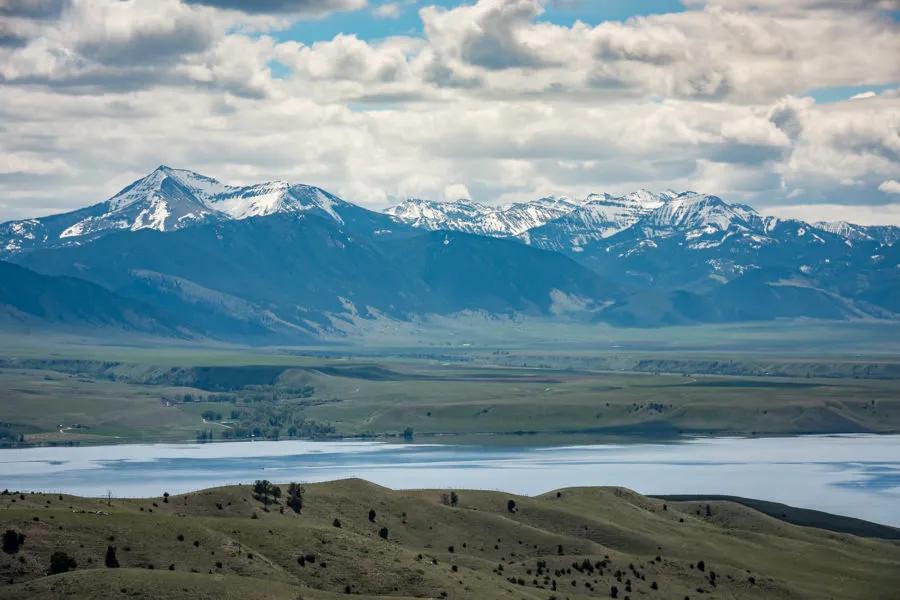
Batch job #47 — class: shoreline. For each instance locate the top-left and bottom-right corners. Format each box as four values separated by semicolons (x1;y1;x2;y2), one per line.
7;428;900;451
1;434;897;527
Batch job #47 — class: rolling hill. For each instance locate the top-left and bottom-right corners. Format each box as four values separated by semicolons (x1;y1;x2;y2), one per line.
0;479;898;600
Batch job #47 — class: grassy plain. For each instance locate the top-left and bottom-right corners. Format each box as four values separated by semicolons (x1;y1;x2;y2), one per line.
2;327;900;445
0;479;898;600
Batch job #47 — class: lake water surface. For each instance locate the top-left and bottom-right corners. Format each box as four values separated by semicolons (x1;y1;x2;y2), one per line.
1;434;898;527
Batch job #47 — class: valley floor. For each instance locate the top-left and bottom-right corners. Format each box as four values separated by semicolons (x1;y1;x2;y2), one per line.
1;479;898;600
2;338;900;447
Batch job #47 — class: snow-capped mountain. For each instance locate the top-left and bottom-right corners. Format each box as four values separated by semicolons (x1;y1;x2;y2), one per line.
641;194;762;232
2;166;899;335
383;195;584;237
58;167;225;240
0;166;348;256
812;221;900;246
522;190;675;250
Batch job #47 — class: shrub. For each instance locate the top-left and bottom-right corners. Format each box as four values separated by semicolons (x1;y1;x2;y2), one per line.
368;509;377;523
378;527;389;540
332;518;342;528
1;530;24;554
507;500;517;514
49;551;77;574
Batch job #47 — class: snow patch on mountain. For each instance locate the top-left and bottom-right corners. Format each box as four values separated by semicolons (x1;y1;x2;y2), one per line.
813;221;900;246
384;195;585;237
0;166;355;255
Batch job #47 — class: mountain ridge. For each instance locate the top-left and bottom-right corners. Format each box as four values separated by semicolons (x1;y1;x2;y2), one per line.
1;166;898;339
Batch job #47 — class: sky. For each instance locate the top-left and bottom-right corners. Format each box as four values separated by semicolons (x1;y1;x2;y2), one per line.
0;0;899;224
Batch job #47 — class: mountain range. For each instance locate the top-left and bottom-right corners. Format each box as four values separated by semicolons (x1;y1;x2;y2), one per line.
1;166;897;340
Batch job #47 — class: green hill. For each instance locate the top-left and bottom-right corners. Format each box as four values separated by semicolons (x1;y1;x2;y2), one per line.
1;479;897;599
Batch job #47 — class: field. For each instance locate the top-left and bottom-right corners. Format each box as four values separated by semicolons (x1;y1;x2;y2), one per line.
2;327;900;446
0;479;898;600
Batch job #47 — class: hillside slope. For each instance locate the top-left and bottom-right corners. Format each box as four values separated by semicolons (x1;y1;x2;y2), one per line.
14;212;613;340
0;479;897;600
0;261;184;336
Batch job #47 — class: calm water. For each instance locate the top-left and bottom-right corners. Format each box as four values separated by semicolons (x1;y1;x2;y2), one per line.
1;434;898;527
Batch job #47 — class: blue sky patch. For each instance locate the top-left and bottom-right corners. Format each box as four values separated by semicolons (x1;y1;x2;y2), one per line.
274;0;687;45
805;83;898;103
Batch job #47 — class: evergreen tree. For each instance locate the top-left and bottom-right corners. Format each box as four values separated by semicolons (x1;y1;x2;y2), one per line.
105;545;120;568
286;483;305;514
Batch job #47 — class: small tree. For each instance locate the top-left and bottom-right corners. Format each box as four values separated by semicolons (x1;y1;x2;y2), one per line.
507;499;517;514
49;551;77;574
163;492;170;504
253;480;278;506
105;545;120;568
286;483;305;514
450;491;459;507
1;530;24;554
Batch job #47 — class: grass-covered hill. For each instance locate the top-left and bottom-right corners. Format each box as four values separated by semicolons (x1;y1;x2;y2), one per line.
1;479;897;599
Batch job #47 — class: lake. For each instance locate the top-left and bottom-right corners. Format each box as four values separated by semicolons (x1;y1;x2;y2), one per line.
1;434;898;527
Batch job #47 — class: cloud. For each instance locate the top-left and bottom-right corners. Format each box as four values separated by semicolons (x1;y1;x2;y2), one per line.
182;0;365;16
0;0;897;225
683;0;900;10
69;0;217;66
767;203;900;226
274;34;417;84
0;0;67;19
443;183;471;200
0;152;72;175
422;0;562;71
880;180;900;194
372;2;401;19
